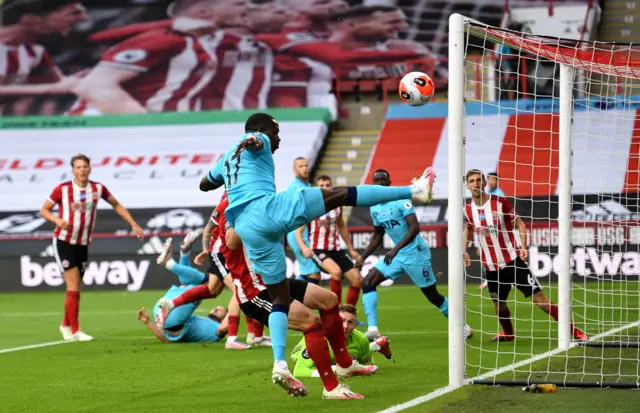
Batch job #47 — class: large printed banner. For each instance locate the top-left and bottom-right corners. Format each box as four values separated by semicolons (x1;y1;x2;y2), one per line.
369;97;640;197
0;109;330;211
0;0;583;117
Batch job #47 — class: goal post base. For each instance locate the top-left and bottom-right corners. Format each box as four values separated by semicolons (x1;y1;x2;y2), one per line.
471;379;640;389
576;341;640;349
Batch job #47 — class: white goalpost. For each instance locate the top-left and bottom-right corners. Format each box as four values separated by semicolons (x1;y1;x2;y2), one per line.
448;13;640;389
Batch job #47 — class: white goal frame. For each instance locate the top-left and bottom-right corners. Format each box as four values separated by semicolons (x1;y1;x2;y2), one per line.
447;12;640;390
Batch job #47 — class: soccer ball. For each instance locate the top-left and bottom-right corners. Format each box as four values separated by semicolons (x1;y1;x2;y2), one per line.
398;71;435;106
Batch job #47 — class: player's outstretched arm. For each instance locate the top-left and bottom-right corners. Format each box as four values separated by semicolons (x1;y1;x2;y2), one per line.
72;64;147;114
137;307;169;343
107;196;144;240
359;225;385;263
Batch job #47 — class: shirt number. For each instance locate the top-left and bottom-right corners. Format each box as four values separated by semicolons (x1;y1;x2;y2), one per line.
224;159;240;188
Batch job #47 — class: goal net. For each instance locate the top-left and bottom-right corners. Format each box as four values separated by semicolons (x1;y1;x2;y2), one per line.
447;13;640;389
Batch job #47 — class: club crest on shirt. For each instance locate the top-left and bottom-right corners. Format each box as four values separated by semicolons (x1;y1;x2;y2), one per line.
493;212;499;221
404;201;412;209
479;213;485;220
302;349;311;359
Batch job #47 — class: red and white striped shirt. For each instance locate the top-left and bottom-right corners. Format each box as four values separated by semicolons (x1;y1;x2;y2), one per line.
464;195;519;271
208;210;222;254
69;22;273;115
47;180;112;246
0;42;59;86
215;199;265;304
309;207;343;251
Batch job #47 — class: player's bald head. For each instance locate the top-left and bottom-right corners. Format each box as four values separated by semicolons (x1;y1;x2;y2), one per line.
372;169;391;186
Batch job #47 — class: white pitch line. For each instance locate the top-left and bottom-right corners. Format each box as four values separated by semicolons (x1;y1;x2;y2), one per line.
0;340;69;354
375;320;640;413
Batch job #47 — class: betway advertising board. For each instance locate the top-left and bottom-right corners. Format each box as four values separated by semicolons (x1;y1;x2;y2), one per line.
2;220;639;292
0;109;330;211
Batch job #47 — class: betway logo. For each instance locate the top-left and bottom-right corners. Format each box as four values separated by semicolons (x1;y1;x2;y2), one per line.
572;200;640;221
20;256;149;291
529;246;640;278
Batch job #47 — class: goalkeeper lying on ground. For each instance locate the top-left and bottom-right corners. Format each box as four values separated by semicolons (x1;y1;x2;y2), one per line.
290;304;393;377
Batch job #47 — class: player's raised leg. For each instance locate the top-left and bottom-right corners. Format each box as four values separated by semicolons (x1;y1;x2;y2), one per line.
300;167;435;227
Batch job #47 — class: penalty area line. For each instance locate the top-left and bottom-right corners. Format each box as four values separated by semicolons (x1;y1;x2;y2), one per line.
0;340;69;355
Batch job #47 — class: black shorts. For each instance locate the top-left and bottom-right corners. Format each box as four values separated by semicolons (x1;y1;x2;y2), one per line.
485;256;543;301
314;249;355;273
239;279;309;326
207;252;229;281
52;238;88;276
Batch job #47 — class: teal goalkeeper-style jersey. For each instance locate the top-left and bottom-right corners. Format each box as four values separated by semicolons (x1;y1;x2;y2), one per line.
290;329;373;377
370;199;428;256
207;132;275;226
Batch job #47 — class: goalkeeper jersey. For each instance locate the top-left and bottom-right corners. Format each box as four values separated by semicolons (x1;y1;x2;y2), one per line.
290;329;373;377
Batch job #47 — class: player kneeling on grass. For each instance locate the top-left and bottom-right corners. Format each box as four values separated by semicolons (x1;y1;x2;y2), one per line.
153;234;252;349
463;169;588;342
290;304;392;378
358;169;472;340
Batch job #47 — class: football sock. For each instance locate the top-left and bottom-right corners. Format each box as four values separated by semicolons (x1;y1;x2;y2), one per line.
179;251;191;267
62;302;70;327
346;286;361;306
319;304;352;368
497;306;514;335
169;262;207;285
253;319;265;338
304;324;340;392
66;290;80;334
227;315;240;342
172;284;211;307
362;288;379;329
439;297;449;318
346;185;413;207
245;315;255;337
545;302;577;332
330;279;343;303
269;305;289;362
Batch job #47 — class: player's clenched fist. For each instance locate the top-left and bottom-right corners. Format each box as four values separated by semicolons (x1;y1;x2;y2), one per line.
463;251;471;267
55;218;69;230
137;307;150;324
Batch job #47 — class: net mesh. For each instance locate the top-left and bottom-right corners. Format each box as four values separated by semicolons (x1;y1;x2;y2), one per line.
461;18;640;387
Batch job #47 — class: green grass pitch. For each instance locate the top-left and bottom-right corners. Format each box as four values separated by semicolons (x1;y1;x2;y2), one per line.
1;285;638;412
